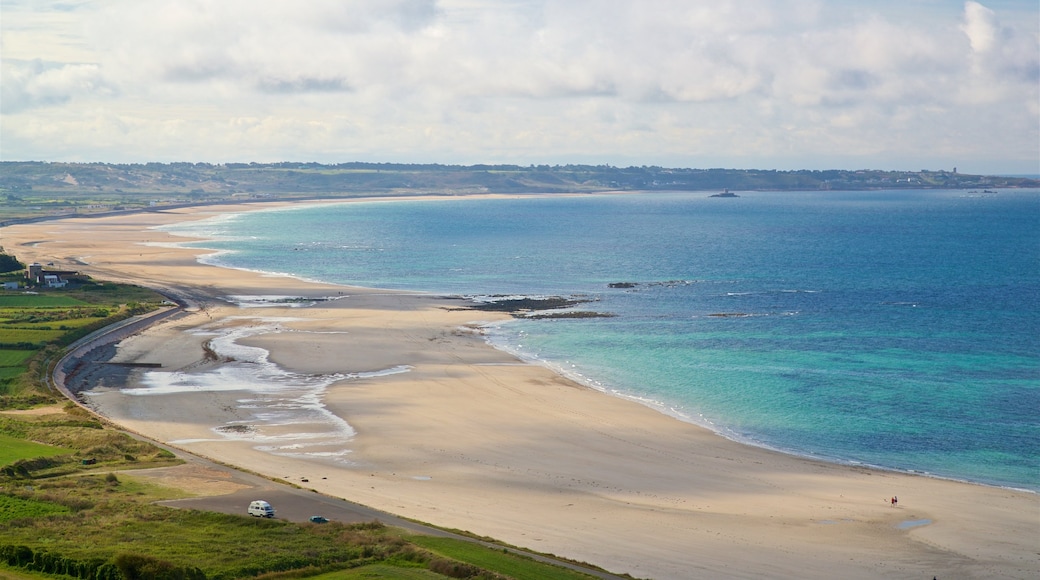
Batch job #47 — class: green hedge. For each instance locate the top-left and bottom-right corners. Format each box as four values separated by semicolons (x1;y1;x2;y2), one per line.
0;544;124;579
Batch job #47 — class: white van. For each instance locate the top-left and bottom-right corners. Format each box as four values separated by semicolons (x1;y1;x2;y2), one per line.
248;500;275;518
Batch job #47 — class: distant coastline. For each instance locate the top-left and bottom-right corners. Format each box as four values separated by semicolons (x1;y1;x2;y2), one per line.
2;161;1037;226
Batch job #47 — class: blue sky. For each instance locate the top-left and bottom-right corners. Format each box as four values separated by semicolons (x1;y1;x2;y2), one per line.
2;1;1037;174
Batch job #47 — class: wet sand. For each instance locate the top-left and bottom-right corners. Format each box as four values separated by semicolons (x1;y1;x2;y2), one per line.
4;200;1037;580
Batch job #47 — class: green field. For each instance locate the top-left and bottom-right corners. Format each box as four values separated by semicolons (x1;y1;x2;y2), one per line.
0;296;88;308
306;565;444;579
408;536;599;580
0;433;70;466
0;494;70;522
0;282;165;400
0;351;33;366
0;328;64;344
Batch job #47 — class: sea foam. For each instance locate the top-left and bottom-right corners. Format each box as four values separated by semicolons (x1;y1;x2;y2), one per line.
97;317;409;464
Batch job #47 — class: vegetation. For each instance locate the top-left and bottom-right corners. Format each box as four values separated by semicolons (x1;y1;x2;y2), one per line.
0;161;1036;224
0;251;25;274
0;272;166;406
0;433;70;467
0;405;607;578
406;536;598;580
0;450;603;579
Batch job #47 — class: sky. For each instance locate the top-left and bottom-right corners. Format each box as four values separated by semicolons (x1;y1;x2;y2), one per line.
2;1;1038;174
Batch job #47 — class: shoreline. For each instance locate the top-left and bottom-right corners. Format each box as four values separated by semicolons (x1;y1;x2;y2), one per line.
166;195;1035;494
4;198;1037;580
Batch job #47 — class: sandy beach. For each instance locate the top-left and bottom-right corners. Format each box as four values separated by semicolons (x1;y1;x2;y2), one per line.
4;200;1037;580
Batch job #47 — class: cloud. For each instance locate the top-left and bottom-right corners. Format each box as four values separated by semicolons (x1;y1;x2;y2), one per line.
83;0;440;95
1;59;114;113
1;0;1037;172
962;1;997;53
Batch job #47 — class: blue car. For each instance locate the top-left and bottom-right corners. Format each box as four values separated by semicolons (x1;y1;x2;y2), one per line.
309;516;329;523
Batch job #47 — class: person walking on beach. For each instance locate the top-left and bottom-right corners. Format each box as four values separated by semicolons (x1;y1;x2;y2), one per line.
890;496;898;506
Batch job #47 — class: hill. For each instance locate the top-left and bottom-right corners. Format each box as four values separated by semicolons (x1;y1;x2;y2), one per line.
1;161;1036;223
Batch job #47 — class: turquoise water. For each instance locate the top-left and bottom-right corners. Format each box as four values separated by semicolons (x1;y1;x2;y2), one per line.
164;190;1040;490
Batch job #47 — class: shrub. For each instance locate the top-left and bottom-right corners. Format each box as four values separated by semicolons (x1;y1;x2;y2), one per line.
114;553;207;580
427;557;483;578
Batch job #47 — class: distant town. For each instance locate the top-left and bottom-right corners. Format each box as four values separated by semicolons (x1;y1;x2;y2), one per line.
1;161;1036;224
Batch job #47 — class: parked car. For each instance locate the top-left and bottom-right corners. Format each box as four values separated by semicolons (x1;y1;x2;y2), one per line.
248;500;275;518
309;515;329;523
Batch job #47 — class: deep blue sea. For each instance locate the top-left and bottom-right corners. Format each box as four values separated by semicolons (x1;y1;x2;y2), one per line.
164;190;1040;491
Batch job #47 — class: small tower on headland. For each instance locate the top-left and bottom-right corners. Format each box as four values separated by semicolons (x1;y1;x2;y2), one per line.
26;262;43;284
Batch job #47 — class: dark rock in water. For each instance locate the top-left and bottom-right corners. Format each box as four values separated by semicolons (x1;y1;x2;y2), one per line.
609;282;638;288
451;295;615;319
524;311;616;319
217;424;256;434
465;296;587;312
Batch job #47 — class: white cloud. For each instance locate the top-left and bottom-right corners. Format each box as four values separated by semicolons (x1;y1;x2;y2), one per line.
962;1;997;53
1;59;114;113
1;0;1037;173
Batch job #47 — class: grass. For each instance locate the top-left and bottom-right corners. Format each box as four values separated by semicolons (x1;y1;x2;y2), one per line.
0;280;166;400
0;352;33;367
0;476;429;580
304;564;447;578
407;536;600;580
0;494;70;523
0;563;57;579
0;434;70;467
1;498;387;576
0;328;64;344
0;296;88;308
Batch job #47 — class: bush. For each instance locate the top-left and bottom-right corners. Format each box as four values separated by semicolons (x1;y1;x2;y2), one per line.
0;544;34;567
0;253;25;274
0;545;123;580
427;557;483;578
114;553;207;580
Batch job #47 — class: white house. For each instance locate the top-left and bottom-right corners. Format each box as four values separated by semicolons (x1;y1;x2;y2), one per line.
43;275;67;288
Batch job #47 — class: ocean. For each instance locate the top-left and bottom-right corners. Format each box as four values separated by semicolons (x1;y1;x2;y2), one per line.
160;189;1040;491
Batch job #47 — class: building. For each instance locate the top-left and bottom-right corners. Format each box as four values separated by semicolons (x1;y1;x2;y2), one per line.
25;263;79;288
26;262;43;283
43;275;67;288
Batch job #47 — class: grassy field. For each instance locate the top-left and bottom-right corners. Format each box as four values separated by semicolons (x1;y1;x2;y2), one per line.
0;494;70;523
0;296;89;308
0;351;33;367
0;280;166;402
0;434;70;467
0;460;605;579
407;536;597;580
